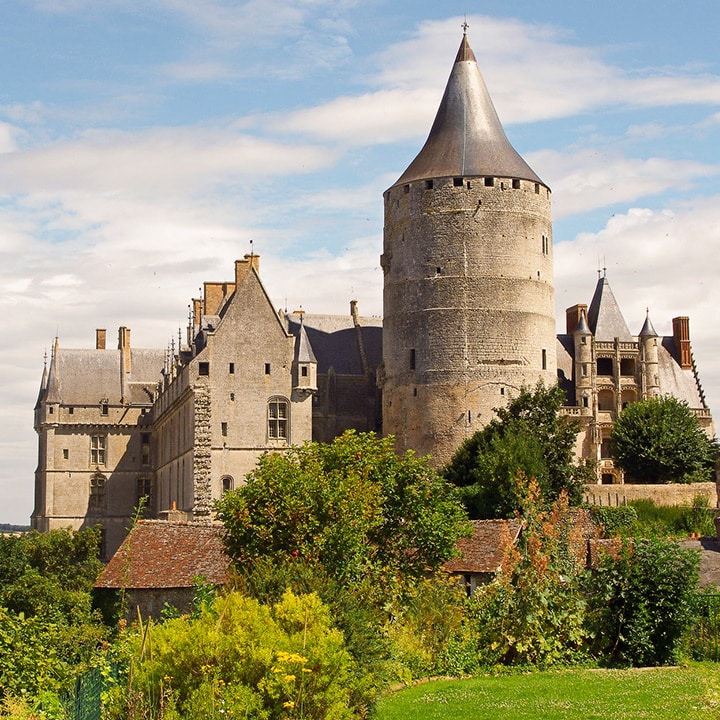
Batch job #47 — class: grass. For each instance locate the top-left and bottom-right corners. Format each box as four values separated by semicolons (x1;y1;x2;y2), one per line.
375;664;720;720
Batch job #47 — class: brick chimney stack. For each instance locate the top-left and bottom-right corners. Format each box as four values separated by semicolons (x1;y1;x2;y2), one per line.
96;328;106;350
565;304;588;334
672;316;692;369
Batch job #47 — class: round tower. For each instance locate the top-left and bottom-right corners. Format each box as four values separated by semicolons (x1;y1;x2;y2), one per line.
573;309;593;415
639;310;660;399
381;32;556;464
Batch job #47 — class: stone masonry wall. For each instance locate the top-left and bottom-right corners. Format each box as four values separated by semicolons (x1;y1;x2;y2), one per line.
382;175;556;464
583;481;718;508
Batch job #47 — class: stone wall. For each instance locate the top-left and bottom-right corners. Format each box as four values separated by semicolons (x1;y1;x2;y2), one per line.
583;481;718;508
382;175;556;465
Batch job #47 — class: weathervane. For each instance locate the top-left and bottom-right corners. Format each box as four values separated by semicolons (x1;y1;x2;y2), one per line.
462;16;469;35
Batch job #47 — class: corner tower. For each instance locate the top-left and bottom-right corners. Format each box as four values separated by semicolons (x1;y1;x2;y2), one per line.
380;31;556;464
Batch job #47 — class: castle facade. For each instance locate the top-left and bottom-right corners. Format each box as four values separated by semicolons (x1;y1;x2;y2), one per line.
33;33;713;557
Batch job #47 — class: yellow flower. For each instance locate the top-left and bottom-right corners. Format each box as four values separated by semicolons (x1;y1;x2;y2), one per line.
283;700;295;708
283;674;296;682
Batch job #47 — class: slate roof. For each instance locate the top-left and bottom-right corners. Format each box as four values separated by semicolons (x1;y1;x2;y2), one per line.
658;337;706;407
587;275;632;341
444;519;522;574
285;312;383;375
393;34;544;188
44;346;165;406
94;521;230;589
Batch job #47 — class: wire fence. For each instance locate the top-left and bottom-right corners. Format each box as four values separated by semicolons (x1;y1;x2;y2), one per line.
685;593;720;662
58;665;118;720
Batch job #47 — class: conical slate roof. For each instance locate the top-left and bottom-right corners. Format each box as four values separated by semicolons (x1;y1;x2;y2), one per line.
393;33;544;188
638;310;658;338
295;321;318;364
587;274;632;341
574;309;591;336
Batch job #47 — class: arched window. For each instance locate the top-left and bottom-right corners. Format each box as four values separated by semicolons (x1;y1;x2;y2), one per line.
268;397;289;441
221;475;234;494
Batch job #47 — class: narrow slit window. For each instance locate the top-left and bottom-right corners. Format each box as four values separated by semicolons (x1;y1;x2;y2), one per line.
410;348;416;370
542;349;547;370
229;362;235;374
264;363;271;375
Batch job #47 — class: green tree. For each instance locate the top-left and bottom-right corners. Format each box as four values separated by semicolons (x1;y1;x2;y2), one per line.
610;396;717;483
217;431;469;594
444;382;593;519
584;537;700;666
0;528;109;705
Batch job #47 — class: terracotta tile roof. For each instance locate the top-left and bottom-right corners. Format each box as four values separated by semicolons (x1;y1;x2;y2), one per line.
444;519;522;574
94;521;229;589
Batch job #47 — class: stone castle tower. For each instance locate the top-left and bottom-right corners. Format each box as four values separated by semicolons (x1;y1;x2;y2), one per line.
380;31;557;464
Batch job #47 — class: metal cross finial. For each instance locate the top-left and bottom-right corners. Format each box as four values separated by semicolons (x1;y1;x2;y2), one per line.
462;17;469;35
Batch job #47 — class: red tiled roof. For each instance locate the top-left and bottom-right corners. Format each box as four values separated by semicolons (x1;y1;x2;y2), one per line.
444;519;522;574
94;521;230;589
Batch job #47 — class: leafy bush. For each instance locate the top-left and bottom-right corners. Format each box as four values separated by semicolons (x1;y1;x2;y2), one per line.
584;537;700;666
588;505;638;537
384;575;477;679
107;590;375;720
467;485;590;667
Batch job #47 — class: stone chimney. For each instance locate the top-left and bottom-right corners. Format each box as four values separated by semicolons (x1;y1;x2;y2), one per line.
234;254;260;287
96;328;106;350
565;304;587;334
118;327;131;402
672;316;692;369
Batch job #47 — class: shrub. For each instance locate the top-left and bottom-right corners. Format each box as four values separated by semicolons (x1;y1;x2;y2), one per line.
584;537;699;666
467;485;590;667
107;590;375;720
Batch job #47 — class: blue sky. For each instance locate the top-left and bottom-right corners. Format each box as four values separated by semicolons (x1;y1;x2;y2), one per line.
1;1;719;523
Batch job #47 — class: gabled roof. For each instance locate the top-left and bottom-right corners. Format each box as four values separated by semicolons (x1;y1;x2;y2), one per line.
95;521;229;589
587;274;632;341
444;519;522;574
392;33;544;188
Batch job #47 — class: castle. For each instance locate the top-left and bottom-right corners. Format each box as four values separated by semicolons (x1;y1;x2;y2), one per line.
33;32;713;558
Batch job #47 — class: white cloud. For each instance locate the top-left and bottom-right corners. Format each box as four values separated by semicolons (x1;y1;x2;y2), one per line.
532;149;719;218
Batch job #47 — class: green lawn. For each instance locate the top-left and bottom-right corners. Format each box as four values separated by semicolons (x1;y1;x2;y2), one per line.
375;664;720;720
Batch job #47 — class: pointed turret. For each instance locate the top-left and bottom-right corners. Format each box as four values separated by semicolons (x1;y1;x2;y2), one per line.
573;309;593;414
574;310;591;337
393;32;544;187
638;310;658;338
587;273;632;341
45;337;62;404
293;319;317;394
639;310;660;398
35;353;49;410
